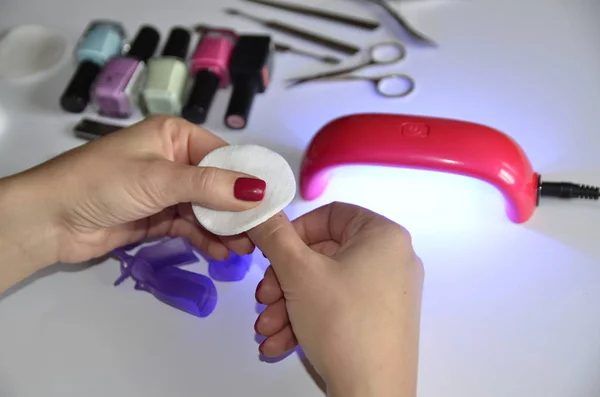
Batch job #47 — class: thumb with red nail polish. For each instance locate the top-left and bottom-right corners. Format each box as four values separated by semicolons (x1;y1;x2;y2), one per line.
159;165;267;212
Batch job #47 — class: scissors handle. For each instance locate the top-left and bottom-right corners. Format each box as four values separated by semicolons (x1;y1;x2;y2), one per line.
373;74;414;97
304;74;415;98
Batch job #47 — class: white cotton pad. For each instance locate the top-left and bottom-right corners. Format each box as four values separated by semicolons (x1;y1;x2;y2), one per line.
192;144;297;236
0;25;67;80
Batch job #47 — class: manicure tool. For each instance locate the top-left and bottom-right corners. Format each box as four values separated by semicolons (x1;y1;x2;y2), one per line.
287;41;414;97
274;42;340;64
224;8;360;55
364;0;436;46
243;0;380;30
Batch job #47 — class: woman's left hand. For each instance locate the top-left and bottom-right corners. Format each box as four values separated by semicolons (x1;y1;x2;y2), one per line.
0;116;262;291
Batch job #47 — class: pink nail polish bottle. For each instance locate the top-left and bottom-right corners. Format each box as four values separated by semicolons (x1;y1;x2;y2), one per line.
92;26;160;118
181;27;238;124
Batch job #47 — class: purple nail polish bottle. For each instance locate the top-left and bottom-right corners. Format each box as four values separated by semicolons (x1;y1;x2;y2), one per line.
92;26;160;118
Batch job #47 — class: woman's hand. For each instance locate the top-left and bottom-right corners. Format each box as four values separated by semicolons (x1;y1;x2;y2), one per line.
248;203;424;397
0;116;263;292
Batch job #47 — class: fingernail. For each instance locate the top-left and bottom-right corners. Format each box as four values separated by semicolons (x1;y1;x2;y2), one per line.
234;177;266;202
255;280;264;303
254;316;263;334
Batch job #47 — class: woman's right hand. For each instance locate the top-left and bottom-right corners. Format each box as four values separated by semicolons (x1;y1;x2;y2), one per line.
248;202;424;397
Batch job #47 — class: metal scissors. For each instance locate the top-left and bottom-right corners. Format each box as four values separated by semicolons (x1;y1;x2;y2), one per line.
287;41;415;98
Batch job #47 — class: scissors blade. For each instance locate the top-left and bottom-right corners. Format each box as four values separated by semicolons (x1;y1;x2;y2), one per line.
275;43;341;65
287;74;366;89
316;75;367;82
287;63;367;87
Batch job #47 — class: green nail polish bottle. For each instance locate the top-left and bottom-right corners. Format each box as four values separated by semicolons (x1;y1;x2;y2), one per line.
143;27;191;116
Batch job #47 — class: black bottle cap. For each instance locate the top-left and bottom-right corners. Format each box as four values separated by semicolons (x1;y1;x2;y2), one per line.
128;25;161;62
162;27;191;60
60;61;102;113
182;70;220;124
225;79;260;130
229;35;273;92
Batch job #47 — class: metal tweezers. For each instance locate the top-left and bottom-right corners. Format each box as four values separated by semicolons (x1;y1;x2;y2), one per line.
244;0;436;47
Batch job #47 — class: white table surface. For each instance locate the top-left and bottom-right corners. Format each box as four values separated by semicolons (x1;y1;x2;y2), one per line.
2;0;600;396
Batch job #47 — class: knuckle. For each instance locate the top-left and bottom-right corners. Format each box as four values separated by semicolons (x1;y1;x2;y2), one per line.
252;213;305;257
392;223;412;243
147;114;178;129
260;214;287;238
195;167;219;194
386;223;421;270
148;115;184;140
381;221;413;246
330;200;413;242
413;255;425;280
253;213;286;242
331;200;358;212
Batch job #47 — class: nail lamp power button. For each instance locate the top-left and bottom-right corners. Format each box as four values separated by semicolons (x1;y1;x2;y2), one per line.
402;122;429;138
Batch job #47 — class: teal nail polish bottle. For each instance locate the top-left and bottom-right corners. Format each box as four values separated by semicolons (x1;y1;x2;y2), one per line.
75;21;125;65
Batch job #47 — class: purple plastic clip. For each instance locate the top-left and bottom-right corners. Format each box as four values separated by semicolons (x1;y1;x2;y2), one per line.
135;237;198;270
112;240;217;318
209;254;252;282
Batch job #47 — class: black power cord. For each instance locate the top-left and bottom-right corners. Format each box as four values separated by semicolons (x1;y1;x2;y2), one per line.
539;181;600;201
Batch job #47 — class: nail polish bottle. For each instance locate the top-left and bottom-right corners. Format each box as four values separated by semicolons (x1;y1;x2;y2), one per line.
181;28;238;124
224;35;274;130
142;27;191;116
92;25;160;118
60;21;126;113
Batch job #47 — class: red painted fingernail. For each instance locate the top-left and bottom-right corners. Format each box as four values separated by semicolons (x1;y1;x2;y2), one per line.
234;178;266;202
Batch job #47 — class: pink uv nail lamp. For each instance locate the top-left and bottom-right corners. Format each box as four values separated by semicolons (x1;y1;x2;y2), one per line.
299;114;541;224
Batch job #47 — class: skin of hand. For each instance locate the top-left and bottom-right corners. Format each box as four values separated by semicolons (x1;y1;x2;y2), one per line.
0;115;423;396
248;203;425;397
0;116;264;293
